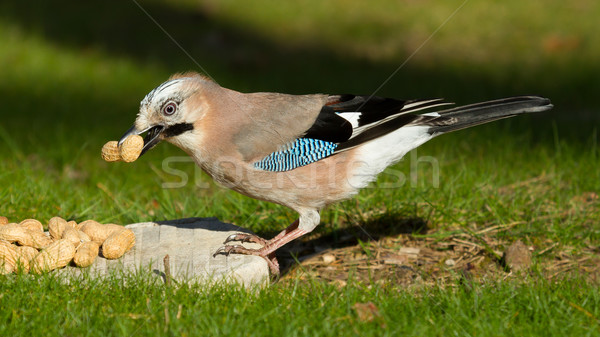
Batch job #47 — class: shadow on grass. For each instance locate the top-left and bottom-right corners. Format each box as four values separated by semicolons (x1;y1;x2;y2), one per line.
273;212;429;274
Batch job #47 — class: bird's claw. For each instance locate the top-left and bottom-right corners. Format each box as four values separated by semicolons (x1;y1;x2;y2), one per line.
223;233;267;246
212;245;245;258
213;243;280;275
215;233;268;258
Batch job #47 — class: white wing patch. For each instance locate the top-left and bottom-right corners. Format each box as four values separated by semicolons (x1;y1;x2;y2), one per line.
421;112;441;117
337;112;362;128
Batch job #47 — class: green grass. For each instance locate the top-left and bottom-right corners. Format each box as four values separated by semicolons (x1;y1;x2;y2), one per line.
1;272;599;336
0;0;599;336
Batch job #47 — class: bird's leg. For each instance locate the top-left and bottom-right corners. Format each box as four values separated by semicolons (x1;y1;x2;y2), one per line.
214;220;306;275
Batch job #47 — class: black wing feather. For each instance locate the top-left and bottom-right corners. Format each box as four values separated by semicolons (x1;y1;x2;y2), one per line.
325;95;410;126
303;108;353;142
302;95;439;149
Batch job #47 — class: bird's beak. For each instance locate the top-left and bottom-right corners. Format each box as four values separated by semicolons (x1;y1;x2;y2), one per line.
119;125;165;156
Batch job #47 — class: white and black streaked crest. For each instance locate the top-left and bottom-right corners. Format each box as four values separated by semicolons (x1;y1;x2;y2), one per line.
140;78;190;111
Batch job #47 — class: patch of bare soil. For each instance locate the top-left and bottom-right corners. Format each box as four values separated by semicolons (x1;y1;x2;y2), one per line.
278;191;599;287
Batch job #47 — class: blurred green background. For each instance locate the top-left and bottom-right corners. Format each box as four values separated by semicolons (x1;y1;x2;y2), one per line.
0;0;598;226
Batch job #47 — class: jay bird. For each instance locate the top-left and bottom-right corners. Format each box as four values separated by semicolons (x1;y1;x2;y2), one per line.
119;72;553;274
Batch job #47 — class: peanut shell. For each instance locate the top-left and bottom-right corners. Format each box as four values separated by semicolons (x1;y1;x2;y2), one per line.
101;141;121;162
62;227;84;248
0;224;27;244
102;228;135;259
78;230;91;242
0;224;53;249
48;216;68;240
78;220;100;230
60;227;90;248
119;135;144;162
74;222;84;231
0;240;18;274
28;231;53;249
80;222;124;244
16;245;39;261
73;241;100;268
0;216;8;225
31;239;76;273
15;246;38;273
19;219;44;233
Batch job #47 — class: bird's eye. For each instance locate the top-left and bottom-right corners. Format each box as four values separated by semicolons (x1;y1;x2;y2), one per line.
162;102;178;116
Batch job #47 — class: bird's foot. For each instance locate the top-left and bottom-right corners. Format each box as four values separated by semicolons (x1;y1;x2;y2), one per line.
213;244;280;275
223;233;268;246
213;224;307;277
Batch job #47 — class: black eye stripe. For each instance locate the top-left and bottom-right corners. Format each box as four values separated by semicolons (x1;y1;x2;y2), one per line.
163;123;194;138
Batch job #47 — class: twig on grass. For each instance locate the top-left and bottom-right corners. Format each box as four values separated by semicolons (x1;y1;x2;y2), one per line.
475;221;523;235
536;242;559;257
164;254;171;286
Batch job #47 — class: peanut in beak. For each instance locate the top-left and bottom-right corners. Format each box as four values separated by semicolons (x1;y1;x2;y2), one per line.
101;135;144;163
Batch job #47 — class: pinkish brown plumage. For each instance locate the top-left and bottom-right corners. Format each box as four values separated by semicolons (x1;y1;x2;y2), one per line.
118;72;553;274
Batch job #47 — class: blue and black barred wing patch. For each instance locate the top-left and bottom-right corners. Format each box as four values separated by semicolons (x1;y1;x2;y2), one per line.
253;138;338;172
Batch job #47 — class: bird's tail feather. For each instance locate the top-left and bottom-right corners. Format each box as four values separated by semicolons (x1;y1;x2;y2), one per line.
427;96;553;134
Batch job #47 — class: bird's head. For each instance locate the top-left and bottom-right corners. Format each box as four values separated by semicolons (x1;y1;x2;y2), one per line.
119;73;211;156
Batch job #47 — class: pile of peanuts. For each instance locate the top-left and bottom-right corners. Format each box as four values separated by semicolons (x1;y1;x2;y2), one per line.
0;136;143;274
0;216;135;274
102;135;144;162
